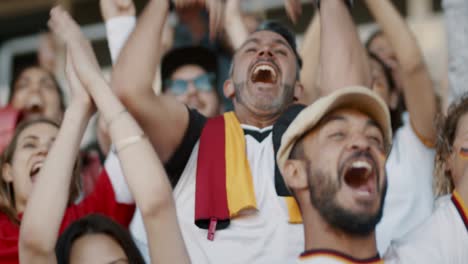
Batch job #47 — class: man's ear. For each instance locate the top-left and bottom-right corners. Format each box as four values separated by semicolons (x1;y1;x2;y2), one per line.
223;79;235;99
2;164;14;183
283;159;308;190
293;82;304;102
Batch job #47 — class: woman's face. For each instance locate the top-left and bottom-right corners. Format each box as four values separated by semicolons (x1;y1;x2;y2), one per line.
1;122;58;213
69;234;128;264
368;34;403;92
447;113;468;188
10;67;63;122
369;58;391;106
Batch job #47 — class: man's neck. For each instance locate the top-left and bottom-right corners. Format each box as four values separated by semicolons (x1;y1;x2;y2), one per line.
303;210;378;260
233;106;282;129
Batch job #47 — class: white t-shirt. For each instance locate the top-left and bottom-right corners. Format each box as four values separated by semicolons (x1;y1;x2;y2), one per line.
295;193;468;264
384;193;468;264
129;125;304;264
376;114;435;254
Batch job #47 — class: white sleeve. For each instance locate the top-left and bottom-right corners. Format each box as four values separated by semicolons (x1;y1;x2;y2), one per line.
384;196;468;264
104;148;134;203
443;0;468;103
105;16;136;64
376;118;435;254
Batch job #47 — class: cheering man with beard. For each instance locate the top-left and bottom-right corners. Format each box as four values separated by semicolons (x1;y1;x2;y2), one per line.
277;0;468;263
108;0;360;262
277;87;392;263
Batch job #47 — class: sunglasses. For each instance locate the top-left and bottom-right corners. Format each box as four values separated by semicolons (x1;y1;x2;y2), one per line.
164;73;215;96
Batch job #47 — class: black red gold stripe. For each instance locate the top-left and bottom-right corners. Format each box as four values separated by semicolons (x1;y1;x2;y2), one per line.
452;191;468;232
299;249;383;264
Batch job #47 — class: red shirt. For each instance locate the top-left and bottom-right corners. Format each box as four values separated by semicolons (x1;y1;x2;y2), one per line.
0;169;135;264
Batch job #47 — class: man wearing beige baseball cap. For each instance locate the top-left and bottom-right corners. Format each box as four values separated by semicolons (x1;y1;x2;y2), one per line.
277;86;392;264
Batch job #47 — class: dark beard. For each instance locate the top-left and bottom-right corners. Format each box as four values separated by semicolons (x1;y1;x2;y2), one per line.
233;81;295;113
308;165;387;237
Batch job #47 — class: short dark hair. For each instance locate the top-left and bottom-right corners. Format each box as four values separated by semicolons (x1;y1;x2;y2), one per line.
56;214;145;264
9;65;66;112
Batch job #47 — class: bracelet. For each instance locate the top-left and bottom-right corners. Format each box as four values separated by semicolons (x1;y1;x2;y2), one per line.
107;109;127;129
115;134;147;153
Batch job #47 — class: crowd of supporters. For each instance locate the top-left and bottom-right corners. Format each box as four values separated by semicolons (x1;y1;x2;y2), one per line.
0;0;467;263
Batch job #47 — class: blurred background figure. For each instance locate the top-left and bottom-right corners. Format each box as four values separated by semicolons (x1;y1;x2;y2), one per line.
161;46;221;117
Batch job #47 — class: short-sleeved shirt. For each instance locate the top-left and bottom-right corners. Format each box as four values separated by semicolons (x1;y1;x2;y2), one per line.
295;192;468;264
384;192;468;264
376;114;435;253
107;108;305;263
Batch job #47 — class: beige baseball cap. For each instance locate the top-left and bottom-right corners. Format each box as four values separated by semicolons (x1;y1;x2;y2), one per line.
277;86;392;174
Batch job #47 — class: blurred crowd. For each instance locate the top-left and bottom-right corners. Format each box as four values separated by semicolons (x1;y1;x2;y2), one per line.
0;0;467;263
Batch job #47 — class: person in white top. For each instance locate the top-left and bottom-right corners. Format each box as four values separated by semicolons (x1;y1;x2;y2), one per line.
276;0;392;263
277;1;468;264
384;94;468;264
363;0;439;253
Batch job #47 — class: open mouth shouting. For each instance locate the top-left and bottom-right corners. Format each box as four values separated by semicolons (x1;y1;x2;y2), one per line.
23;101;45;119
340;153;379;201
250;62;279;85
29;161;44;183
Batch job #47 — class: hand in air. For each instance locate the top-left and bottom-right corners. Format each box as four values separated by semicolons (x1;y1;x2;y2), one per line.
284;0;302;24
48;6;104;92
65;50;97;114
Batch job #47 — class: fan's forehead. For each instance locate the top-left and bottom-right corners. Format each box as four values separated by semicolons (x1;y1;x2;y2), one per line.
238;30;293;52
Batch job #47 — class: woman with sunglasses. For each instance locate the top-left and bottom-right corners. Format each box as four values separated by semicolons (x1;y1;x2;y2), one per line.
18;6;189;264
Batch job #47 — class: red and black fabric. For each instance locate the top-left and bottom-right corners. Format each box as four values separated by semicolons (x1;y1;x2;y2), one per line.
195;115;230;233
272;104;306;196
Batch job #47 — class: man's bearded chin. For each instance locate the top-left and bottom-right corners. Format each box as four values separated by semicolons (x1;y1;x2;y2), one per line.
233;81;295;113
308;168;387;237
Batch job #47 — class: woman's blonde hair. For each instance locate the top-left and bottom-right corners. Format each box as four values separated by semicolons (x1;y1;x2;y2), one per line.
0;118;81;224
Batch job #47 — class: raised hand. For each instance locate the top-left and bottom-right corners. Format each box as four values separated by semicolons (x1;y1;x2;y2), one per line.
100;0;136;21
48;6;103;91
65;50;96;114
284;0;302;24
224;0;249;50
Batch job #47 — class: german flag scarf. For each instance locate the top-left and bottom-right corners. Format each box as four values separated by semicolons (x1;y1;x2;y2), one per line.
195;111;301;241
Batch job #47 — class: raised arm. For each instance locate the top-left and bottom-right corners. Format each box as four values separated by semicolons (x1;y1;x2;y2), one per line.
443;0;468;104
299;14;320;104
319;0;371;92
19;44;95;264
111;0;189;163
365;0;437;143
100;0;136;63
49;7;190;263
224;0;249;50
